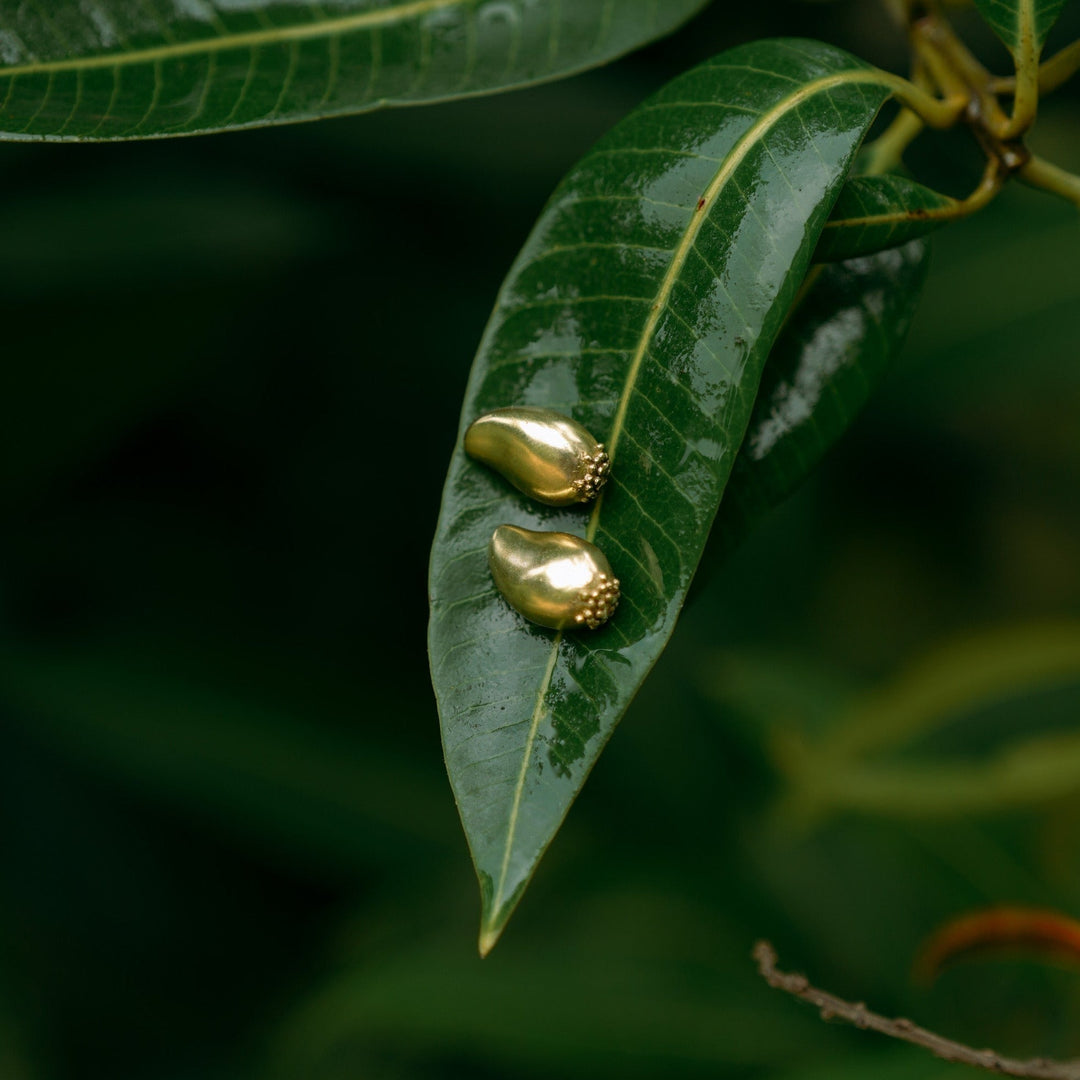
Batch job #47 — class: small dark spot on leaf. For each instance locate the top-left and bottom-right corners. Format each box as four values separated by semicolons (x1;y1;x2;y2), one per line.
696;198;706;211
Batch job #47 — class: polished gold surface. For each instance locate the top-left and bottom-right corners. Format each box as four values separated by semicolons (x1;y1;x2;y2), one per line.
489;525;620;631
464;407;610;506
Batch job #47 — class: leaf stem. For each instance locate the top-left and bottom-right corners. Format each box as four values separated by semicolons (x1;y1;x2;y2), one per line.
1001;1;1041;138
1018;154;1080;209
827;158;1006;237
1037;38;1080;94
875;69;967;128
860;107;925;175
989;39;1080;95
939;157;1007;215
861;53;936;174
911;13;1012;134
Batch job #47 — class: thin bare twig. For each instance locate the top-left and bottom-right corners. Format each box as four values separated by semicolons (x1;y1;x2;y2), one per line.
753;941;1080;1080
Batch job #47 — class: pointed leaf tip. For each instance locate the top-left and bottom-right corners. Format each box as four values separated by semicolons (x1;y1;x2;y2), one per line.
431;38;901;945
478;925;502;958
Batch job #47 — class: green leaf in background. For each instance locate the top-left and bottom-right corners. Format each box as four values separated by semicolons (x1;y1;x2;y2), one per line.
0;640;451;875
973;0;1072;51
0;986;37;1080
774;621;1080;820
706;239;931;563
815;176;955;261
0;0;709;141
269;894;833;1079
429;38;904;952
812;620;1080;761
786;727;1080;818
773;1050;964;1080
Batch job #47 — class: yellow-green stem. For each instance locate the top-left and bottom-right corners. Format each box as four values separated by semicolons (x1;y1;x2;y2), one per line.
825;159;1006;238
1038;38;1080;94
1019;154;1080;208
1000;3;1041;137
878;69;968;128
913;14;1012;134
861;106;925;175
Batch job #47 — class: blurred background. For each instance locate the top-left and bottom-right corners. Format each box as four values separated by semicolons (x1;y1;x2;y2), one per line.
2;1;1080;1077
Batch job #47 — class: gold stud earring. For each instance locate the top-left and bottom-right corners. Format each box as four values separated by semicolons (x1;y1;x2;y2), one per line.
465;407;610;506
489;525;620;631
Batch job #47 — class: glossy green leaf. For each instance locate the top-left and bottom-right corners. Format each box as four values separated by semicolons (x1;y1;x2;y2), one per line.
429;38;902;952
972;0;1071;51
0;0;709;141
814;176;954;262
708;240;930;560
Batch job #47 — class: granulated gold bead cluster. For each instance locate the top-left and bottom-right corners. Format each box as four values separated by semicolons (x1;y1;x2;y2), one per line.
575;572;620;630
572;447;611;503
464;407;620;632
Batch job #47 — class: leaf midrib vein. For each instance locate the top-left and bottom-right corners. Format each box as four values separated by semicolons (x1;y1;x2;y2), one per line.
1020;0;1036;50
0;0;464;79
822;198;958;231
484;63;898;935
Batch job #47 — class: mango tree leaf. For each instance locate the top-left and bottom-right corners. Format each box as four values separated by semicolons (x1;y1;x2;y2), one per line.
973;0;1072;51
429;38;906;953
270;906;828;1079
785;728;1080;818
811;620;1080;761
775;621;1080;820
774;1051;961;1080
0;0;709;141
0;985;36;1080
705;239;931;566
814;176;954;261
0;640;450;873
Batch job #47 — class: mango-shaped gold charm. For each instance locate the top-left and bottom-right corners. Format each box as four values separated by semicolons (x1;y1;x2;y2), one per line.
490;525;620;631
464;407;610;506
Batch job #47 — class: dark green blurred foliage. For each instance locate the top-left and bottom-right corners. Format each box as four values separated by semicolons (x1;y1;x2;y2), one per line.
2;2;1079;1078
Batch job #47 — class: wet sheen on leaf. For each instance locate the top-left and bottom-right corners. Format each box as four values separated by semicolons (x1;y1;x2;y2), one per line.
0;0;709;140
814;177;953;261
429;38;906;951
709;239;931;557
